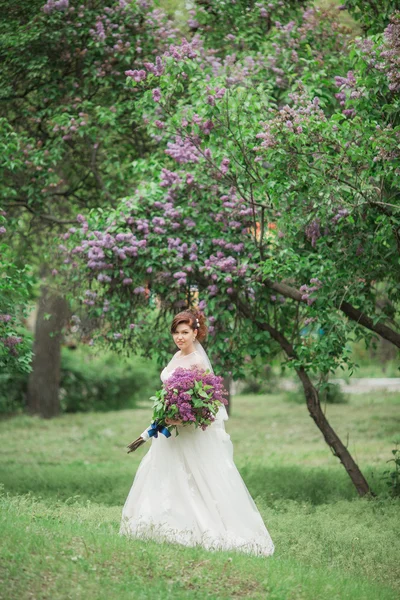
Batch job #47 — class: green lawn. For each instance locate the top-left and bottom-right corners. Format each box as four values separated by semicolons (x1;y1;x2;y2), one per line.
1;391;399;599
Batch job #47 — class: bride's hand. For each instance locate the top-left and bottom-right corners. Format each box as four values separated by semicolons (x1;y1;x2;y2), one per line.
165;417;182;426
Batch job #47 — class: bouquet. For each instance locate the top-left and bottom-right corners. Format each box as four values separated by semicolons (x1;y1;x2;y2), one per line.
127;365;228;452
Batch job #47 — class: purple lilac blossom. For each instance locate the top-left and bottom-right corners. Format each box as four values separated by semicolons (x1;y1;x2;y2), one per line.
159;366;228;429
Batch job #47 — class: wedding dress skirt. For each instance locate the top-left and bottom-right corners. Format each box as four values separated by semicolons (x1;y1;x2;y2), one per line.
119;404;275;556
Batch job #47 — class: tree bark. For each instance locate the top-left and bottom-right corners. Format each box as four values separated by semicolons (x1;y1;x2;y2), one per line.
237;298;374;497
223;373;232;415
295;366;372;496
27;284;71;418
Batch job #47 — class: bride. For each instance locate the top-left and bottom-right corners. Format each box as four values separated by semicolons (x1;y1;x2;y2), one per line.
119;309;275;556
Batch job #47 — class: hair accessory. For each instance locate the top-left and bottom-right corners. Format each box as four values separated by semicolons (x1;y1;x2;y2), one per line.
195;318;200;329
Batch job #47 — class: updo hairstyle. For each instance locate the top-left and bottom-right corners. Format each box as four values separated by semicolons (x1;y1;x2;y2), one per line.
170;309;208;343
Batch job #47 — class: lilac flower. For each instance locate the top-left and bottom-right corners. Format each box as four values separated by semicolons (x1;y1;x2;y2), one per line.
153;366;228;429
160;168;181;187
305;218;321;247
165;136;200;164
331;208;350;224
304;317;317;326
152;88;162;102
220;158;230;174
2;336;22;347
143;56;165;77
125;69;147;82
42;0;69;14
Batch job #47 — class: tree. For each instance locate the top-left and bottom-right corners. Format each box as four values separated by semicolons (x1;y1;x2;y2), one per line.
57;7;400;495
0;0;180;415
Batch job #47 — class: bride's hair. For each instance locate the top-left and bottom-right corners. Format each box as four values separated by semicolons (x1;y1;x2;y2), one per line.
170;309;208;342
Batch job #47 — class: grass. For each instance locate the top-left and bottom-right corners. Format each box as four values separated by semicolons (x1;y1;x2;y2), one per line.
1;391;400;599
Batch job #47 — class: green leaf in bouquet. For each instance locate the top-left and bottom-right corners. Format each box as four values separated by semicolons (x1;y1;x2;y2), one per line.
192;398;205;408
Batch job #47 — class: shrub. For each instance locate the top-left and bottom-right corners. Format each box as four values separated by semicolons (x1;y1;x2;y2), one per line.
59;347;159;413
286;382;348;404
0;342;159;415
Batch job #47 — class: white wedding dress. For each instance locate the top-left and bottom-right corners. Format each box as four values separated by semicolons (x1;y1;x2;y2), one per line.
119;348;275;556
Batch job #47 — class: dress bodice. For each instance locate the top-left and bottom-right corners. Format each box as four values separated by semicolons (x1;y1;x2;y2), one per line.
160;350;206;383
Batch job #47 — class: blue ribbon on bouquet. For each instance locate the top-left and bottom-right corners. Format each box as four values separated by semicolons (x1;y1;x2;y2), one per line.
147;421;171;439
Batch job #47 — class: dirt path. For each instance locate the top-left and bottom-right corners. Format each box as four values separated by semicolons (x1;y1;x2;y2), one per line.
330;378;400;394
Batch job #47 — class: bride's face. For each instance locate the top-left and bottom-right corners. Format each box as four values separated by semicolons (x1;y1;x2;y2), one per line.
172;322;196;352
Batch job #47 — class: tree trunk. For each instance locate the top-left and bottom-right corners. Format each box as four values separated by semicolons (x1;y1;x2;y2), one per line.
235;296;374;497
223;373;232;415
27;284;70;418
296;367;373;497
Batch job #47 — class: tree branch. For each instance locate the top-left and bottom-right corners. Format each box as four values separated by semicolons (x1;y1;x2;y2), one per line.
6;202;77;225
261;277;400;348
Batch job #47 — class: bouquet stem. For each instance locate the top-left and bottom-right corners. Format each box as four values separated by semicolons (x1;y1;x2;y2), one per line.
126;436;146;453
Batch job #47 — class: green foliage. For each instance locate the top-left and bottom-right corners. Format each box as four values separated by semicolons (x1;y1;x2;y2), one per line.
239;358;280;394
343;0;397;34
0;211;34;372
60;6;399;387
0;0;179;212
0;341;160;414
59;347;160;413
381;444;400;497
1;0;399;389
0;371;28;414
0;0;181;371
191;0;309;51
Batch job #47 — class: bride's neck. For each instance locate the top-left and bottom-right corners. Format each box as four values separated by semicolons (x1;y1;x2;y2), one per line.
179;343;196;356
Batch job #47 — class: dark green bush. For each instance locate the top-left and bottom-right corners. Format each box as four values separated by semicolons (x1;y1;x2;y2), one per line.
238;355;281;395
0;344;160;415
285;382;349;405
59;346;159;412
0;371;27;414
